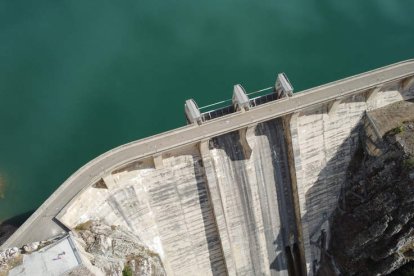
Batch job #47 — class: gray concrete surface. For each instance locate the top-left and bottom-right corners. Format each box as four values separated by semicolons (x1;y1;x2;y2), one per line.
9;236;80;276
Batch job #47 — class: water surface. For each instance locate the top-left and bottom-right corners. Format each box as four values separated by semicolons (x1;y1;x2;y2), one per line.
0;0;413;221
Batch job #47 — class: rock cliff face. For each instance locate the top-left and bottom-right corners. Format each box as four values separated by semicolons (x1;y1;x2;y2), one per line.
324;121;414;275
75;220;166;276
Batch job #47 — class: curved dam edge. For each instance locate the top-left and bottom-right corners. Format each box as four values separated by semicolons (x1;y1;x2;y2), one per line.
2;59;414;253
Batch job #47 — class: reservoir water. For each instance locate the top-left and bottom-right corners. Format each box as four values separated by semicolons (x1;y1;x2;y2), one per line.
0;0;413;222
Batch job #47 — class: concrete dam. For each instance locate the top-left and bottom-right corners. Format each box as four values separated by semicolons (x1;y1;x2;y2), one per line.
2;60;414;275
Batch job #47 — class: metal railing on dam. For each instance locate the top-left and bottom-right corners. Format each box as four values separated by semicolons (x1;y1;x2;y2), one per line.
3;59;414;275
199;86;277;122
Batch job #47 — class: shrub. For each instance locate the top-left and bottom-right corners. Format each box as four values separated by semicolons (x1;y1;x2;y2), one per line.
392;125;405;135
122;264;133;276
404;157;414;169
74;220;93;231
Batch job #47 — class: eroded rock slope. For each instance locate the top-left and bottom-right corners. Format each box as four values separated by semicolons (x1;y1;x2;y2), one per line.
324;121;414;275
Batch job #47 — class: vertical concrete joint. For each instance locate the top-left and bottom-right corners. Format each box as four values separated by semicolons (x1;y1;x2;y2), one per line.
198;139;237;276
153;154;164;169
366;86;381;103
401;76;414;91
290;112;300;125
238;125;256;159
102;175;116;190
198;139;210;156
327;99;341;117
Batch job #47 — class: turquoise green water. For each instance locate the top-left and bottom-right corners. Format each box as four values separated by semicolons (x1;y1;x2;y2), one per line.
0;0;413;222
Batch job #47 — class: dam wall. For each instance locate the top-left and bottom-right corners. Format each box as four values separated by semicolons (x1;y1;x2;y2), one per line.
59;145;227;275
3;60;414;275
206;119;297;275
288;94;367;273
58;119;298;275
58;80;414;275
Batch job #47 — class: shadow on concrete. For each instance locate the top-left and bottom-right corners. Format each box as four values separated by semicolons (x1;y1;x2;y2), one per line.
209;130;263;273
209;118;302;275
112;158;155;174
257;118;303;276
0;210;34;246
302;119;363;275
269;233;287;271
192;156;226;274
210;131;246;161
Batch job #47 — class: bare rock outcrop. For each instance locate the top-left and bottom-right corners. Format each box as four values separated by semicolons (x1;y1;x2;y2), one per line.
74;220;166;276
324;121;414;275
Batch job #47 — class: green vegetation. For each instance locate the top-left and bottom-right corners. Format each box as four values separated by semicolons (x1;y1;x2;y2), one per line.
391;124;405;135
74;220;93;231
122;264;133;276
403;156;414;169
